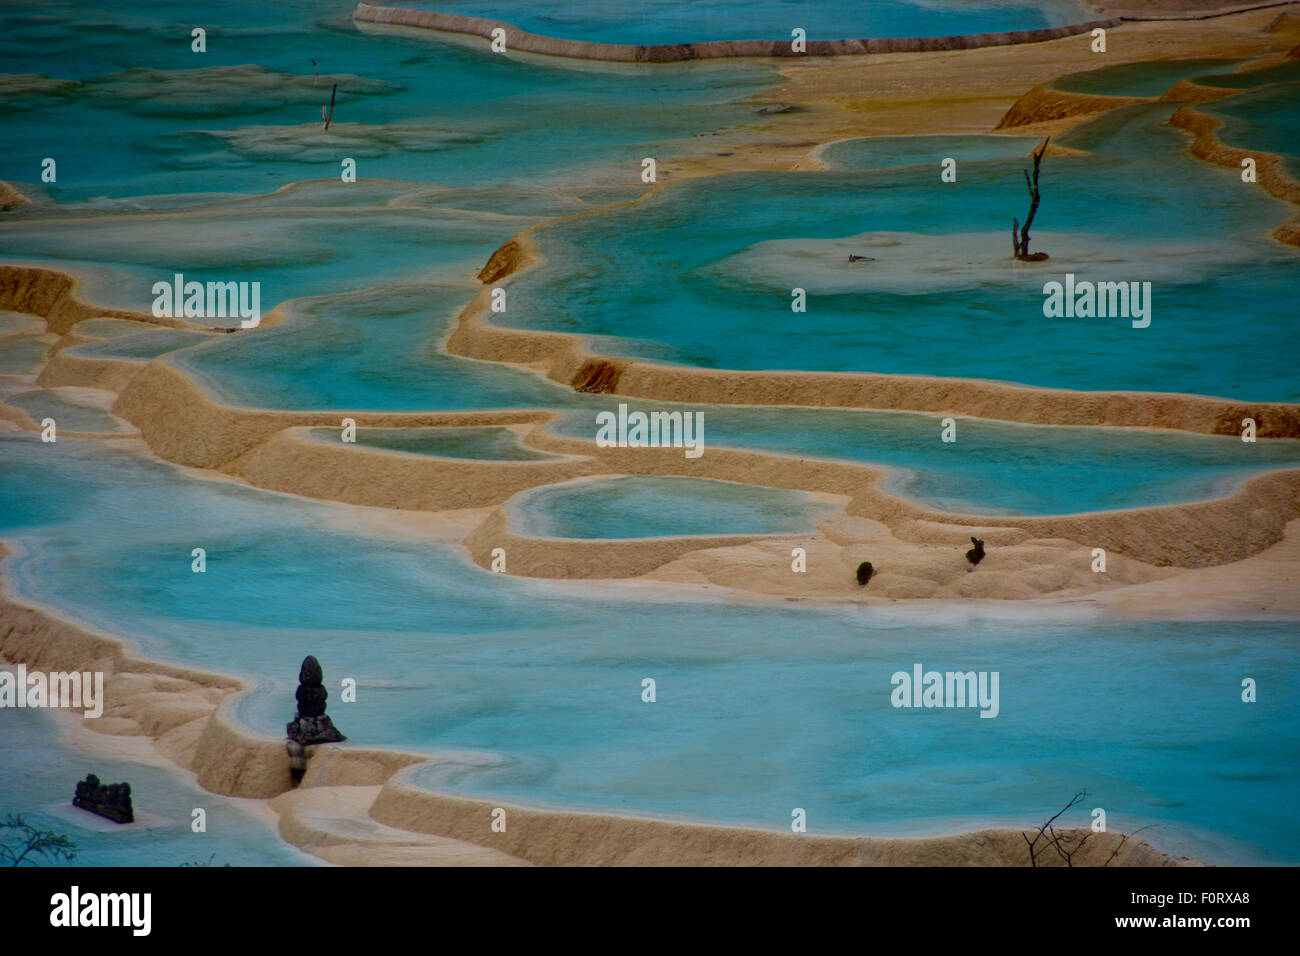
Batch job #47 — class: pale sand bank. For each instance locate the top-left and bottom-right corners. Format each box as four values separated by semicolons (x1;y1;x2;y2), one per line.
2;4;1296;866
6;289;1299;595
449;239;1300;437
31;346;1300;586
646;5;1300;182
0;547;1196;866
352;2;1118;62
1168;101;1300;242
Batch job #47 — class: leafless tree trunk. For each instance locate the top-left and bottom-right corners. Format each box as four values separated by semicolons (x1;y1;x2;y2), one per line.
1023;791;1151;867
1023;789;1086;866
1013;138;1049;260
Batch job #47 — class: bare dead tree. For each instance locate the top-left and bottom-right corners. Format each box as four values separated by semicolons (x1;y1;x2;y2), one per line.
1100;824;1156;867
1023;792;1152;867
1012;138;1050;261
1019;790;1081;863
322;83;337;131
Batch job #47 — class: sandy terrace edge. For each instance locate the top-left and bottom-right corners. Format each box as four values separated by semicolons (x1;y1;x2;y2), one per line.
22;351;1300;577
1169;101;1300;242
0;550;1199;866
5;282;1298;585
449;236;1300;437
352;2;1120;62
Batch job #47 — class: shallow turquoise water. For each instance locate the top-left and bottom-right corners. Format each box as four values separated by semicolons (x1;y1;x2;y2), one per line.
1053;59;1242;97
498;103;1300;400
309;424;558;460
0;707;319;868
823;134;1042;170
512;475;838;538
65;317;160;339
550;403;1300;516
1193;59;1300;91
171;284;575;410
5;391;128;434
0;202;529;317
2;0;1299;869
1;435;1296;864
162;297;1300;514
400;615;1298;863
67;329;217;361
0;0;775;200
1201;79;1300;182
0;707;318;867
0;334;52;374
412;0;1088;43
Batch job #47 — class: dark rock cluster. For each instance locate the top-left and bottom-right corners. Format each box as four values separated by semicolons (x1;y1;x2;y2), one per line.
72;773;133;824
286;655;345;745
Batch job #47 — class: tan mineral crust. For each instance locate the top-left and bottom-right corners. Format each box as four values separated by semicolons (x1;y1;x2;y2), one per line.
4;0;1298;866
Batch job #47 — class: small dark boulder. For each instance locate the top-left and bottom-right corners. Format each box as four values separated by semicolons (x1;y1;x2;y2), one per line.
73;773;133;824
286;655;345;746
966;537;986;566
856;561;874;586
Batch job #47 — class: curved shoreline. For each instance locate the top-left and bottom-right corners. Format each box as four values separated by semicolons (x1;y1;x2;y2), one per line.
0;264;201;336
352;2;1122;62
28;346;1300;578
352;1;1300;63
6;269;1300;584
448;233;1300;437
995;61;1300;245
0;546;1198;866
1169;101;1300;243
4;5;1297;870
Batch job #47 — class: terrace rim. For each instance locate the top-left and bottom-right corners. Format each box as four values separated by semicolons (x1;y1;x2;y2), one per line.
351;1;1124;61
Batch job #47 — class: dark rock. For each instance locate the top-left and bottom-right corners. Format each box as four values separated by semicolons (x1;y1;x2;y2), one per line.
73;773;133;824
286;655;345;745
856;561;874;586
966;537;986;566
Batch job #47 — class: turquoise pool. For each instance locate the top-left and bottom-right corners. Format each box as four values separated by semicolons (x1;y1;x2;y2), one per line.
1;434;1296;864
0;0;775;200
407;0;1089;43
549;403;1300;516
0;707;318;867
509;475;839;538
308;424;558;460
495;103;1300;400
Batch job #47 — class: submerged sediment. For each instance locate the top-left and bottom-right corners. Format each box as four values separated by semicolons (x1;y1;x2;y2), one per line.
0;549;1196;866
4;6;1300;867
447;251;1300;438
0;266;1293;589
